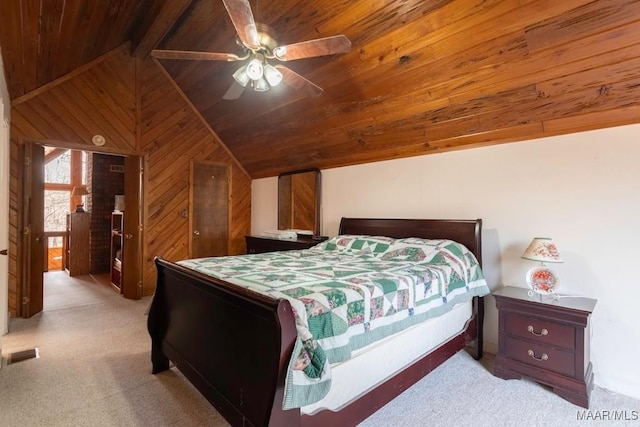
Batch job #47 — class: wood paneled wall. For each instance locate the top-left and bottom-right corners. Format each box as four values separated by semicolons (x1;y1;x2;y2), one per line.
11;46;137;150
138;57;251;295
7;46;251;315
0;0;149;100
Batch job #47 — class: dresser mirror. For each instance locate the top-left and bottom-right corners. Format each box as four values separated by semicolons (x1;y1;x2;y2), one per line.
278;168;321;236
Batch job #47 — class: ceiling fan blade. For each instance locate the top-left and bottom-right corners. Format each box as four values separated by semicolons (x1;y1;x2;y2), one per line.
273;35;351;61
151;49;243;61
223;80;247;100
276;65;323;97
222;0;260;50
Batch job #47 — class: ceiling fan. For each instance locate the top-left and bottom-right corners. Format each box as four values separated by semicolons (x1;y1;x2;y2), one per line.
151;0;351;100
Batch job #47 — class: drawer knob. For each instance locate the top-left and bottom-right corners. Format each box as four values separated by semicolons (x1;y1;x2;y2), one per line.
527;349;548;361
527;325;548;336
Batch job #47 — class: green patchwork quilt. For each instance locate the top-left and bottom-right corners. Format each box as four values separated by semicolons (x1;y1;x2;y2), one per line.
178;235;490;409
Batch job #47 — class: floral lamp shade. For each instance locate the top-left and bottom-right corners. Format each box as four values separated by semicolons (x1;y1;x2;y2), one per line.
521;237;563;295
521;237;563;263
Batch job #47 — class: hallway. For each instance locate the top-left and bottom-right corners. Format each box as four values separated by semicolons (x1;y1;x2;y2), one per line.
43;271;113;312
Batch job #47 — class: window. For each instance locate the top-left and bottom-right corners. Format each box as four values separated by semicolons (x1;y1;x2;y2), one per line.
44;190;70;232
45;150;71;184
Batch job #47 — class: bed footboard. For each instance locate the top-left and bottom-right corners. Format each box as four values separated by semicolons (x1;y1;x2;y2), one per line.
147;257;301;427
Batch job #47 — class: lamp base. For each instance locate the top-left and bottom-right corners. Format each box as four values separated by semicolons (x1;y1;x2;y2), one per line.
525;265;558;295
75;205;85;213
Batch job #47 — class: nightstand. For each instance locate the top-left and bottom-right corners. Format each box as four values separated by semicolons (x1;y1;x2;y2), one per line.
245;235;327;254
493;286;597;408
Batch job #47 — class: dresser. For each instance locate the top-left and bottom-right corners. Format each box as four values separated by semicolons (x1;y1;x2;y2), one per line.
65;212;90;276
245;235;327;254
493;286;597;408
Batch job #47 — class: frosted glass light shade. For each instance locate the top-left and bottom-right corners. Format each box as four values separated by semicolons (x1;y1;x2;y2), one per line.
232;65;250;87
231;56;280;95
264;64;283;86
253;77;269;92
246;57;264;80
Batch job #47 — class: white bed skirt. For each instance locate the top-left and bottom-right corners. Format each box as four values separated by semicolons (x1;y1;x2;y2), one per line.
301;300;472;414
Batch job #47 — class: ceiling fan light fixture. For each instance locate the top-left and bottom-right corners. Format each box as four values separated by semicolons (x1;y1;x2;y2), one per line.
264;63;283;86
253;76;270;92
246;57;264;80
232;64;250;86
157;3;351;100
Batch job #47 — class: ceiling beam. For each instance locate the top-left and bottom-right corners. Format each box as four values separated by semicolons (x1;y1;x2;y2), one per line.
44;148;69;165
131;0;193;58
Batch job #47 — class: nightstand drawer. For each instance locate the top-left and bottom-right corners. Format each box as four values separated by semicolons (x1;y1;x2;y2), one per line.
505;336;575;377
504;313;575;350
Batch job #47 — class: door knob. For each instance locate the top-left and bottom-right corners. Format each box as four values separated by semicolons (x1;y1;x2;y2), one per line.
125;234;133;239
193;230;200;236
0;249;7;256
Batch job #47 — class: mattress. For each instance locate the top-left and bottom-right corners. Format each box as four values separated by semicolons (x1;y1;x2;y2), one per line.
178;235;489;408
301;300;472;414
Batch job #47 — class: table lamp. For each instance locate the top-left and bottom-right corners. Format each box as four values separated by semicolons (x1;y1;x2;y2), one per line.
521;237;563;295
71;185;89;212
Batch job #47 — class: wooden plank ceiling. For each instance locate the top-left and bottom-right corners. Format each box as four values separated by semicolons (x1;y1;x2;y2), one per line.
2;0;640;179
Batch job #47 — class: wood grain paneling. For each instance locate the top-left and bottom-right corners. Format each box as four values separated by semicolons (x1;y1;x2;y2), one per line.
12;47;136;152
7;49;251;314
0;0;149;100
155;0;640;178
139;57;250;296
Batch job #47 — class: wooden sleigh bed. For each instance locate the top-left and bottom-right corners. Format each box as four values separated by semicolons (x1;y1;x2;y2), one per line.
147;218;486;426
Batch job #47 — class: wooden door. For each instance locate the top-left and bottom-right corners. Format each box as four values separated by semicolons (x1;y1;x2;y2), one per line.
291;172;318;231
190;162;229;258
22;142;45;317
277;169;321;235
121;155;142;299
1;115;9;335
277;175;292;230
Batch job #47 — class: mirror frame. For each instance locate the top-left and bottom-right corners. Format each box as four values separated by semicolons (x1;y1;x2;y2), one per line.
277;168;321;236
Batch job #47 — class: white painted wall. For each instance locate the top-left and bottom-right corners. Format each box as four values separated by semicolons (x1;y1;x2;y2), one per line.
0;49;10;353
252;123;640;400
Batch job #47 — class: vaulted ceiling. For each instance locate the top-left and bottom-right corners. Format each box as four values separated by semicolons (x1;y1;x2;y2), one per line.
2;0;640;178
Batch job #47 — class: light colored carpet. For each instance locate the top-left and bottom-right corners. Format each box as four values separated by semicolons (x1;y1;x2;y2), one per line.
361;352;640;427
1;271;227;427
1;271;638;426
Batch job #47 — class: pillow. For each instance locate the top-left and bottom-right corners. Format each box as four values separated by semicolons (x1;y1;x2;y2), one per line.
380;238;450;262
381;238;475;267
316;235;395;255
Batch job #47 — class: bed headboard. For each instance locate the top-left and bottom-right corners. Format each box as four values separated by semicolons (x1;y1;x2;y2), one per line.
338;217;483;266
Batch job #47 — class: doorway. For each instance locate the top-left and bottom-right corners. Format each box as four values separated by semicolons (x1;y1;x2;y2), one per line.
21;144;142;318
43;149;87;273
